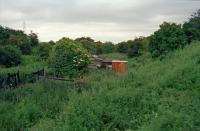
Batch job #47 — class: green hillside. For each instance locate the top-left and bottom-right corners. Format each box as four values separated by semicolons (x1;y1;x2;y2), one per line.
0;41;200;130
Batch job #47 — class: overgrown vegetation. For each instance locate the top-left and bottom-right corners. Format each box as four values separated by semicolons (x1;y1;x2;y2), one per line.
0;41;200;130
183;9;200;43
0;45;22;67
0;9;200;131
49;38;90;78
149;22;187;57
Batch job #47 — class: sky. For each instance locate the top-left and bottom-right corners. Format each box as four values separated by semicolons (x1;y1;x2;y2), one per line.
0;0;200;43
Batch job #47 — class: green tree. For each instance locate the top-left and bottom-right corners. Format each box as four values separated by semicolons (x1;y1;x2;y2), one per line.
36;43;52;60
0;45;22;67
183;9;200;43
29;31;39;47
127;39;143;58
0;26;32;54
75;37;97;54
48;40;55;46
149;22;187;57
117;42;128;53
49;38;90;78
95;41;103;55
102;42;115;54
0;26;9;46
17;36;32;55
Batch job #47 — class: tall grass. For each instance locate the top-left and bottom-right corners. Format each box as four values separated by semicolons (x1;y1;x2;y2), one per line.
65;41;200;130
0;41;200;130
0;80;74;130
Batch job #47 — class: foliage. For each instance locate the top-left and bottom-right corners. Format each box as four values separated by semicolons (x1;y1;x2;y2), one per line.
0;80;72;130
0;45;22;67
116;37;149;57
0;26;39;55
116;42;128;53
17;37;32;55
127;38;144;58
49;38;90;78
0;41;200;130
35;43;52;60
149;22;187;57
15;102;42;128
1;10;200;131
48;40;55;46
183;9;200;43
75;37;97;54
101;42;115;54
29;31;39;47
0;26;26;46
75;37;104;55
0;55;47;75
65;41;200;130
95;41;103;55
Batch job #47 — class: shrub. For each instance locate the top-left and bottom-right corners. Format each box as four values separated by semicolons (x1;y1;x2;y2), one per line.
102;42;115;54
95;41;103;55
18;38;32;55
127;43;142;58
29;31;39;47
35;43;52;60
149;22;187;57
0;26;32;54
117;42;128;53
49;38;90;78
75;37;97;54
0;45;22;67
127;38;144;58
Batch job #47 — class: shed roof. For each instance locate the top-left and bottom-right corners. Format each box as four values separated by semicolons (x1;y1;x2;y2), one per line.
112;60;128;63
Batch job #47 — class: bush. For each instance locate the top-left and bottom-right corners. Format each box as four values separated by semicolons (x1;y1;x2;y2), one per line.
35;43;52;60
0;45;22;67
95;41;103;55
49;38;90;78
18;38;32;55
127;38;143;58
29;31;39;47
117;42;128;53
102;42;115;54
75;37;97;54
149;22;187;57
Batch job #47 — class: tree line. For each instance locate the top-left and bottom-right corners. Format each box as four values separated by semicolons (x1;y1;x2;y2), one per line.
0;27;39;67
0;9;199;77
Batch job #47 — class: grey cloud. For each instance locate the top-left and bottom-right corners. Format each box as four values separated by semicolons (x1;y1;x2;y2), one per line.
0;0;199;42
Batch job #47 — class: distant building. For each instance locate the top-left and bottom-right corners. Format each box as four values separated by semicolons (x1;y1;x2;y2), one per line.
90;55;128;73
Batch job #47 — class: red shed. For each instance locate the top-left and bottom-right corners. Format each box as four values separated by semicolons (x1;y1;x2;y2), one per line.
112;60;128;73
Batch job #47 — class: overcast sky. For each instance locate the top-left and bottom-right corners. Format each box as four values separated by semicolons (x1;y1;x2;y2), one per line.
0;0;200;43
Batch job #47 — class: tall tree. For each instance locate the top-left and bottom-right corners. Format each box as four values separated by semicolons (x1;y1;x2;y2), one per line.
183;9;200;43
29;31;39;47
75;37;97;54
149;22;187;57
102;42;115;54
